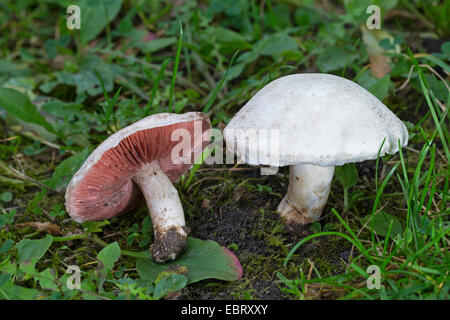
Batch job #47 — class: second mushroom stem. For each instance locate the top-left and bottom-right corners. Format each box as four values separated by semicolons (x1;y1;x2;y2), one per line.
277;164;335;229
132;160;187;263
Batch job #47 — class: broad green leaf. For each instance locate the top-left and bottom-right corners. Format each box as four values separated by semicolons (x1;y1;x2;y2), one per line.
41;100;85;118
226;63;246;81
255;33;298;56
0;209;15;226
0;259;17;276
4;113;59;144
210;27;251;50
294;7;321;26
424;73;449;102
442;41;450;55
81;280;99;300
335;163;359;189
0;60;30;82
122;29;175;53
139;37;177;53
237;50;259;64
19;258;38;278
366;75;393;101
153;273;188;299
15;234;53;264
37;268;59;291
362;211;403;237
40;100;92;147
46;147;89;189
0;274;10;288
358;72;394;101
79;0;123;43
345;0;373;21
345;0;398;23
97;241;121;270
1;192;13;202
0;87;57;135
0;276;40;300
377;0;398;12
267;3;293;30
316;47;349;72
310;221;322;233
0;239;14;253
136;237;242;284
39;55;119;98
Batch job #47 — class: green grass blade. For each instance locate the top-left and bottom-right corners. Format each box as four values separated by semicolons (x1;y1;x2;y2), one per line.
409;49;450;161
202;50;239;114
144;58;170;116
169;21;183;113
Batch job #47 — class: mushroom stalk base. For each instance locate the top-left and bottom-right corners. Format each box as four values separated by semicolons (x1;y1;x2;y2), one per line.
132;161;187;263
277;164;334;231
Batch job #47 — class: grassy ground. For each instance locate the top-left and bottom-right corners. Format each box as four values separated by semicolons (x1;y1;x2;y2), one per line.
0;0;449;300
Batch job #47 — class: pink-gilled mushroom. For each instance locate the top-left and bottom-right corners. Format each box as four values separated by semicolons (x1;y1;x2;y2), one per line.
65;112;211;263
224;74;408;232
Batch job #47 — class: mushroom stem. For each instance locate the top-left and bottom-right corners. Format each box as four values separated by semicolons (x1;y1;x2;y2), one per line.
132;161;187;263
277;164;335;231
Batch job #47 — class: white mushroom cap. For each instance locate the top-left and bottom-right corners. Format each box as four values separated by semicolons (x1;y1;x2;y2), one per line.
224;73;408;167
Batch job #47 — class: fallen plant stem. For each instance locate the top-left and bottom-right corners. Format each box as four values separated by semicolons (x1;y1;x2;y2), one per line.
53;233;149;259
7;165;64;197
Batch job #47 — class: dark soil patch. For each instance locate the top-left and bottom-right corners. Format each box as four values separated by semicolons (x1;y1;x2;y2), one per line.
179;170;352;300
182;190;289;299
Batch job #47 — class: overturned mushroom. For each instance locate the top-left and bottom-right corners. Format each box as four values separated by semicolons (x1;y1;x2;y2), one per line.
224;73;408;232
66;112;211;263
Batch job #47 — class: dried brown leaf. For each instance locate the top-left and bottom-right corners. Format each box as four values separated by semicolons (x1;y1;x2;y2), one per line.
370;54;392;79
14;222;62;236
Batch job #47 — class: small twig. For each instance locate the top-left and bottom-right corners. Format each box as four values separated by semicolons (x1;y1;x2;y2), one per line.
38;206;57;223
384;9;416;21
0;136;18;143
186;176;225;193
8;165;64;197
53;233;148;259
305;259;315;294
230;159;243;171
396;63;450;112
404;146;421;154
14;155;25;173
195;167;258;172
10;221;61;236
8;127;74;154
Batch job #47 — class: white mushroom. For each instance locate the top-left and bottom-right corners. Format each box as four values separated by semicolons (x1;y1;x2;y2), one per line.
224;74;408;231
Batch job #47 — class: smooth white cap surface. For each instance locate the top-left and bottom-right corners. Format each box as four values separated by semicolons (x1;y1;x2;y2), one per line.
224;73;408;167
